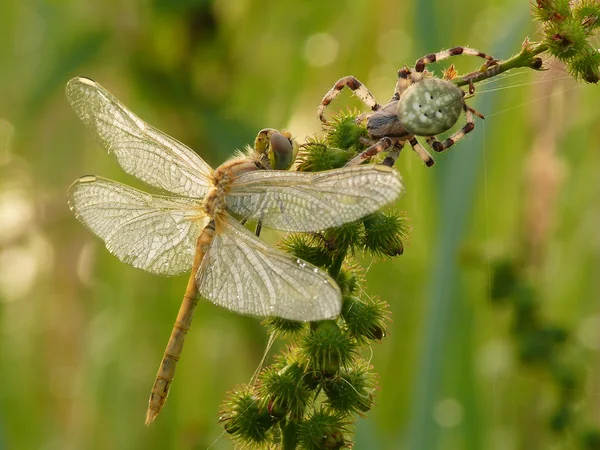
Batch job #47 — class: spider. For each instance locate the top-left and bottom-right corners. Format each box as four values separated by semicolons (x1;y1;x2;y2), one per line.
317;47;499;167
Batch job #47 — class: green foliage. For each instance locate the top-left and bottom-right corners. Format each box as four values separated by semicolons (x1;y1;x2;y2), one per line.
490;257;597;444
5;0;600;448
581;429;600;450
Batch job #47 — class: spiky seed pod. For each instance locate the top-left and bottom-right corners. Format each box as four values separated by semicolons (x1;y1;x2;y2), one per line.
341;295;390;343
299;320;358;377
362;211;410;258
533;0;573;22
322;359;378;415
297;410;350;450
567;46;600;83
303;370;321;391
323;221;364;254
262;316;308;337
279;233;335;269
573;1;600;31
297;136;355;172
219;386;275;445
531;0;600;82
324;109;369;152
258;362;312;420
545;17;592;59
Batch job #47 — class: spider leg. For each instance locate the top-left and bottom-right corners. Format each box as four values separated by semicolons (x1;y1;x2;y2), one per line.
318;76;382;124
414;47;498;73
381;143;403;167
344;137;394;167
408;136;435;167
425;105;476;152
467;105;485;120
390;67;412;102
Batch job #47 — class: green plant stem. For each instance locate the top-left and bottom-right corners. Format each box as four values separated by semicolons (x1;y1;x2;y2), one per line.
452;41;549;88
281;420;297;450
328;248;348;280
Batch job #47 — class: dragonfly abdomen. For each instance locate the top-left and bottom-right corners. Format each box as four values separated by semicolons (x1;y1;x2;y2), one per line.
145;222;216;425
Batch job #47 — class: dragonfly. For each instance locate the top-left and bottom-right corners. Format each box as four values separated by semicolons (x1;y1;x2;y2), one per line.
65;77;404;425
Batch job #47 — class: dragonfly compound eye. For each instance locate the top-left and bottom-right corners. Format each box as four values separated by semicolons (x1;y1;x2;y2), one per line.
396;77;464;136
268;132;298;171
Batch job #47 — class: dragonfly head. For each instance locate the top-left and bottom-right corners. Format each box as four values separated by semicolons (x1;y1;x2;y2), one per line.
254;128;298;171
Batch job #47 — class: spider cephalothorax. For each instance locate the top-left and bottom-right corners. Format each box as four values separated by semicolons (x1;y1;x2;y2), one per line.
317;47;498;167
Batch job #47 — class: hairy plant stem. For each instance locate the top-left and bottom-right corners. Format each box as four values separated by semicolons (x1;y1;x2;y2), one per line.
328;248;348;280
452;41;548;88
281;247;349;448
281;420;297;450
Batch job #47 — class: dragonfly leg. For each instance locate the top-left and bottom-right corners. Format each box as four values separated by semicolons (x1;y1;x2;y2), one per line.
255;221;263;237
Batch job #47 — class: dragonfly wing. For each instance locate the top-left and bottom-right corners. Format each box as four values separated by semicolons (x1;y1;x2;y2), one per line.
68;176;206;276
225;165;404;232
197;216;341;321
66;77;213;198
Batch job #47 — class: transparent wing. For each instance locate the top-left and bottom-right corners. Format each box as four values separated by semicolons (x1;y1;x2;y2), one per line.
225;165;404;232
197;216;341;321
66;77;213;198
68;176;206;276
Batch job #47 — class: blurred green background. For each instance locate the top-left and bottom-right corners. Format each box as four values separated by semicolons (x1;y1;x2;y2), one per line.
1;0;598;449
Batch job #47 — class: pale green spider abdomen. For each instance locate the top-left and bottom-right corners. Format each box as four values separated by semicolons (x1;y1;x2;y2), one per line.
396;77;464;136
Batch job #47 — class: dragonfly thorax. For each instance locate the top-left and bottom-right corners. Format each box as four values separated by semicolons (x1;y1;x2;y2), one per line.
203;157;262;219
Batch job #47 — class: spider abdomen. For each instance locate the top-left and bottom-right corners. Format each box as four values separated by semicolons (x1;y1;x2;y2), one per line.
396;78;463;136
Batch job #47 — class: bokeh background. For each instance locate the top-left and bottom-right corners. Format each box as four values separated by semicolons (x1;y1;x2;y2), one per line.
1;0;599;449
